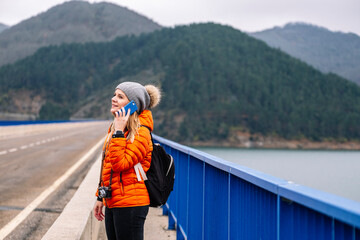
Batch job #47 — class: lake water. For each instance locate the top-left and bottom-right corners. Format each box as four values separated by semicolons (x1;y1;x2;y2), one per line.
195;147;360;203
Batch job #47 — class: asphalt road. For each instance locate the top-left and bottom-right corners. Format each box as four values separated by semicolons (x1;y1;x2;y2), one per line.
0;121;110;240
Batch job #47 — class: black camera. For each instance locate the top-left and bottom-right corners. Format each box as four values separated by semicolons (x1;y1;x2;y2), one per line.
98;186;112;199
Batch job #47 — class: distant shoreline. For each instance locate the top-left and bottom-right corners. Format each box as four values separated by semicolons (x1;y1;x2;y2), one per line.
190;141;360;151
187;134;360;150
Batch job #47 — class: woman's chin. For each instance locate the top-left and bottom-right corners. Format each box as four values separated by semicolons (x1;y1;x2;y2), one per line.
110;109;117;115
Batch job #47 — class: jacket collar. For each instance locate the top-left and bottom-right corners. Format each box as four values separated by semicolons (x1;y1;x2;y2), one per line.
139;110;154;132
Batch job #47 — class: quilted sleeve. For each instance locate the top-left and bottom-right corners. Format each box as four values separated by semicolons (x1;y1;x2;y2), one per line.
108;128;152;172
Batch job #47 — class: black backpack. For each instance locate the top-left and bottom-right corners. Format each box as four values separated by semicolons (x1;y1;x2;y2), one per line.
141;126;175;207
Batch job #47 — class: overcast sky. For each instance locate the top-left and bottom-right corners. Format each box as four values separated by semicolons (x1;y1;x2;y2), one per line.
0;0;359;35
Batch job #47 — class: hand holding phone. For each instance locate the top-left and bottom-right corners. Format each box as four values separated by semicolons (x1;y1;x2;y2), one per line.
117;100;138;116
114;101;138;131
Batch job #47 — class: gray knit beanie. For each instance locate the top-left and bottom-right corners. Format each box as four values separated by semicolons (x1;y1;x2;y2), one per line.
116;82;150;113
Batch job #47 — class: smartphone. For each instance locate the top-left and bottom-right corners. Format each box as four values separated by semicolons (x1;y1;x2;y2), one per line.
118;100;138;116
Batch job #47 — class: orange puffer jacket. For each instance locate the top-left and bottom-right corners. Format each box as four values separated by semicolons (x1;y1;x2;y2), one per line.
98;110;153;208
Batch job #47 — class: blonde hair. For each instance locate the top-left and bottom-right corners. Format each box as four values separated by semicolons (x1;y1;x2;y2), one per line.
126;112;140;142
111;113;139;143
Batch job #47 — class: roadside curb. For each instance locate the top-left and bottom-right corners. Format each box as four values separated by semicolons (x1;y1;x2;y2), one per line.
42;150;104;239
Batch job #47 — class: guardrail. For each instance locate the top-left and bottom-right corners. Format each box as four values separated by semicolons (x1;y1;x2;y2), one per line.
154;135;360;240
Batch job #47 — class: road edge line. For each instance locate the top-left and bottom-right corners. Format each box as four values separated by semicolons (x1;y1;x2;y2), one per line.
0;137;105;239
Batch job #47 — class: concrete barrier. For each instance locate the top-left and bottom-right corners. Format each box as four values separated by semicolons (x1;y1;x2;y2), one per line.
42;155;105;240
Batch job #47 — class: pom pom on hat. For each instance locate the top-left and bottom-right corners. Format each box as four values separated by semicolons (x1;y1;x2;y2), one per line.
145;85;161;108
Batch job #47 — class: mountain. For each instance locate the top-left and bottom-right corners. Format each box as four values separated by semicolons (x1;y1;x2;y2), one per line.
249;23;360;85
0;1;161;67
1;23;360;143
0;23;9;33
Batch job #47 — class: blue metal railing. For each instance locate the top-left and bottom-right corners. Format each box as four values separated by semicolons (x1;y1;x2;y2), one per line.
153;135;360;240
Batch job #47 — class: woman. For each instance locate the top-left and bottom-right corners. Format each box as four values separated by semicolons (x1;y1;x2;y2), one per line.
93;81;161;240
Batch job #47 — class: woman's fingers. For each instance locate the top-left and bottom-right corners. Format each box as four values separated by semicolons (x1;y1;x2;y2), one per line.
116;107;131;118
124;108;131;120
95;210;104;221
120;107;125;117
114;106;130;131
94;202;104;221
115;107;124;118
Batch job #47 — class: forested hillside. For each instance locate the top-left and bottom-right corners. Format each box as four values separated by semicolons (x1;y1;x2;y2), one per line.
0;23;8;33
1;23;359;143
0;1;161;67
250;23;360;85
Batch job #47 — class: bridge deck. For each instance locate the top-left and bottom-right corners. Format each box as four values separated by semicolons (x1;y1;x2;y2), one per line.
96;207;175;239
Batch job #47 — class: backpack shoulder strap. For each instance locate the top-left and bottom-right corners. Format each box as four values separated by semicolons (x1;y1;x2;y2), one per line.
134;125;153;182
140;125;151;132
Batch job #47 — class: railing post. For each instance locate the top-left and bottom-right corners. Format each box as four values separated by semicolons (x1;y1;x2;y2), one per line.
168;211;176;230
186;154;190;236
277;195;280;240
162;204;169;216
228;173;231;240
332;217;335;240
202;161;206;240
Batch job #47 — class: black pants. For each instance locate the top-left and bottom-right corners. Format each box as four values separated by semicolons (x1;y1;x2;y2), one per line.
105;206;149;240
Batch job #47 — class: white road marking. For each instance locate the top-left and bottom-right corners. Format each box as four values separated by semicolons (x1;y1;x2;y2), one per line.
0;136;105;239
1;134;66;155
